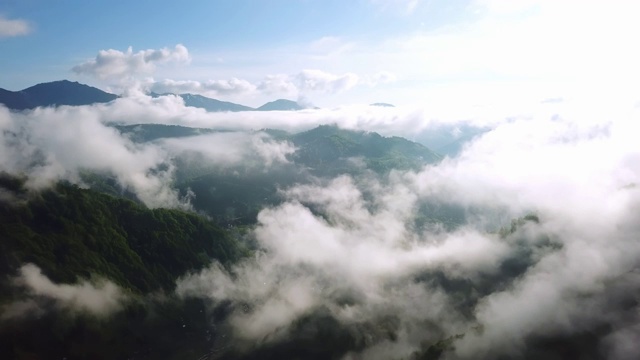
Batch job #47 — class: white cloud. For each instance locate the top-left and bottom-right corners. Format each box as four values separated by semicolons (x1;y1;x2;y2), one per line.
159;131;295;167
176;175;510;345
296;69;359;93
258;69;363;96
0;104;187;208
72;44;190;79
174;97;640;357
168;69;389;100
363;71;397;86
0;15;32;38
140;69;382;100
4;264;126;317
0;97;305;208
150;77;256;96
257;74;298;95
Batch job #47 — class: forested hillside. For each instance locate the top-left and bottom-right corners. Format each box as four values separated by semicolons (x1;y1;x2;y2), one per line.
111;123;446;226
0;174;246;293
0;174;249;359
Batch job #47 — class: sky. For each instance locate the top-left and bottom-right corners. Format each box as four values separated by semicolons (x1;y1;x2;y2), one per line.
2;0;639;108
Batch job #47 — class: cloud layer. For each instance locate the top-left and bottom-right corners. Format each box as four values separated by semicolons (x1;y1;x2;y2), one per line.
175;99;640;358
1;87;639;358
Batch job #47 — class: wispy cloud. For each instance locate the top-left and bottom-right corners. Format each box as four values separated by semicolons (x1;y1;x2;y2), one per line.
3;264;126;318
296;69;359;93
150;77;256;96
144;69;395;100
0;15;33;38
308;36;355;57
257;73;298;95
0;97;306;208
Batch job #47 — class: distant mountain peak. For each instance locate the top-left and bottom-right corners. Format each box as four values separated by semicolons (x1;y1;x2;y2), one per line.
149;92;254;112
0;80;117;110
1;80;312;113
370;102;395;107
257;99;304;111
23;79;98;92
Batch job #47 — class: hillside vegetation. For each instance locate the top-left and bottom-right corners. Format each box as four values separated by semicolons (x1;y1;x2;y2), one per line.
0;174;246;294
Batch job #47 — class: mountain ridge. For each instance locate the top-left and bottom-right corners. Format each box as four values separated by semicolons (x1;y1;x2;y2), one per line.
0;80;118;110
0;80;310;112
256;98;305;111
150;92;255;112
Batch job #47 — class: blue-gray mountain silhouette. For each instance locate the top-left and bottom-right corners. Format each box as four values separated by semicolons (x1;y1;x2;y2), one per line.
0;80;117;110
150;92;254;112
370;102;395;107
256;99;304;111
1;80;306;112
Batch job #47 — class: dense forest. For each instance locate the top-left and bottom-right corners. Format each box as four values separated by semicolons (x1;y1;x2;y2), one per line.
0;174;246;293
0;173;249;359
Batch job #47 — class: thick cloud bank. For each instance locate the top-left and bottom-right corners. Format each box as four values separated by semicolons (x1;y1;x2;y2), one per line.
176;100;640;358
1;91;639;358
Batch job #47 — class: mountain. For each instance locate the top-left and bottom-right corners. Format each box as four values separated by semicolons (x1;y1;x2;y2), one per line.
257;99;304;111
114;123;218;143
370;102;395;107
0;88;31;110
290;124;443;174
151;94;306;112
114;123;443;174
1;81;310;112
181;93;253;112
151;92;254;112
0;176;246;293
414;123;491;157
113;123;444;225
0;174;248;359
0;80;118;110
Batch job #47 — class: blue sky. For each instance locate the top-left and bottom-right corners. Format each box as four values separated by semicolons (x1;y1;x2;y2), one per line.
1;0;639;107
